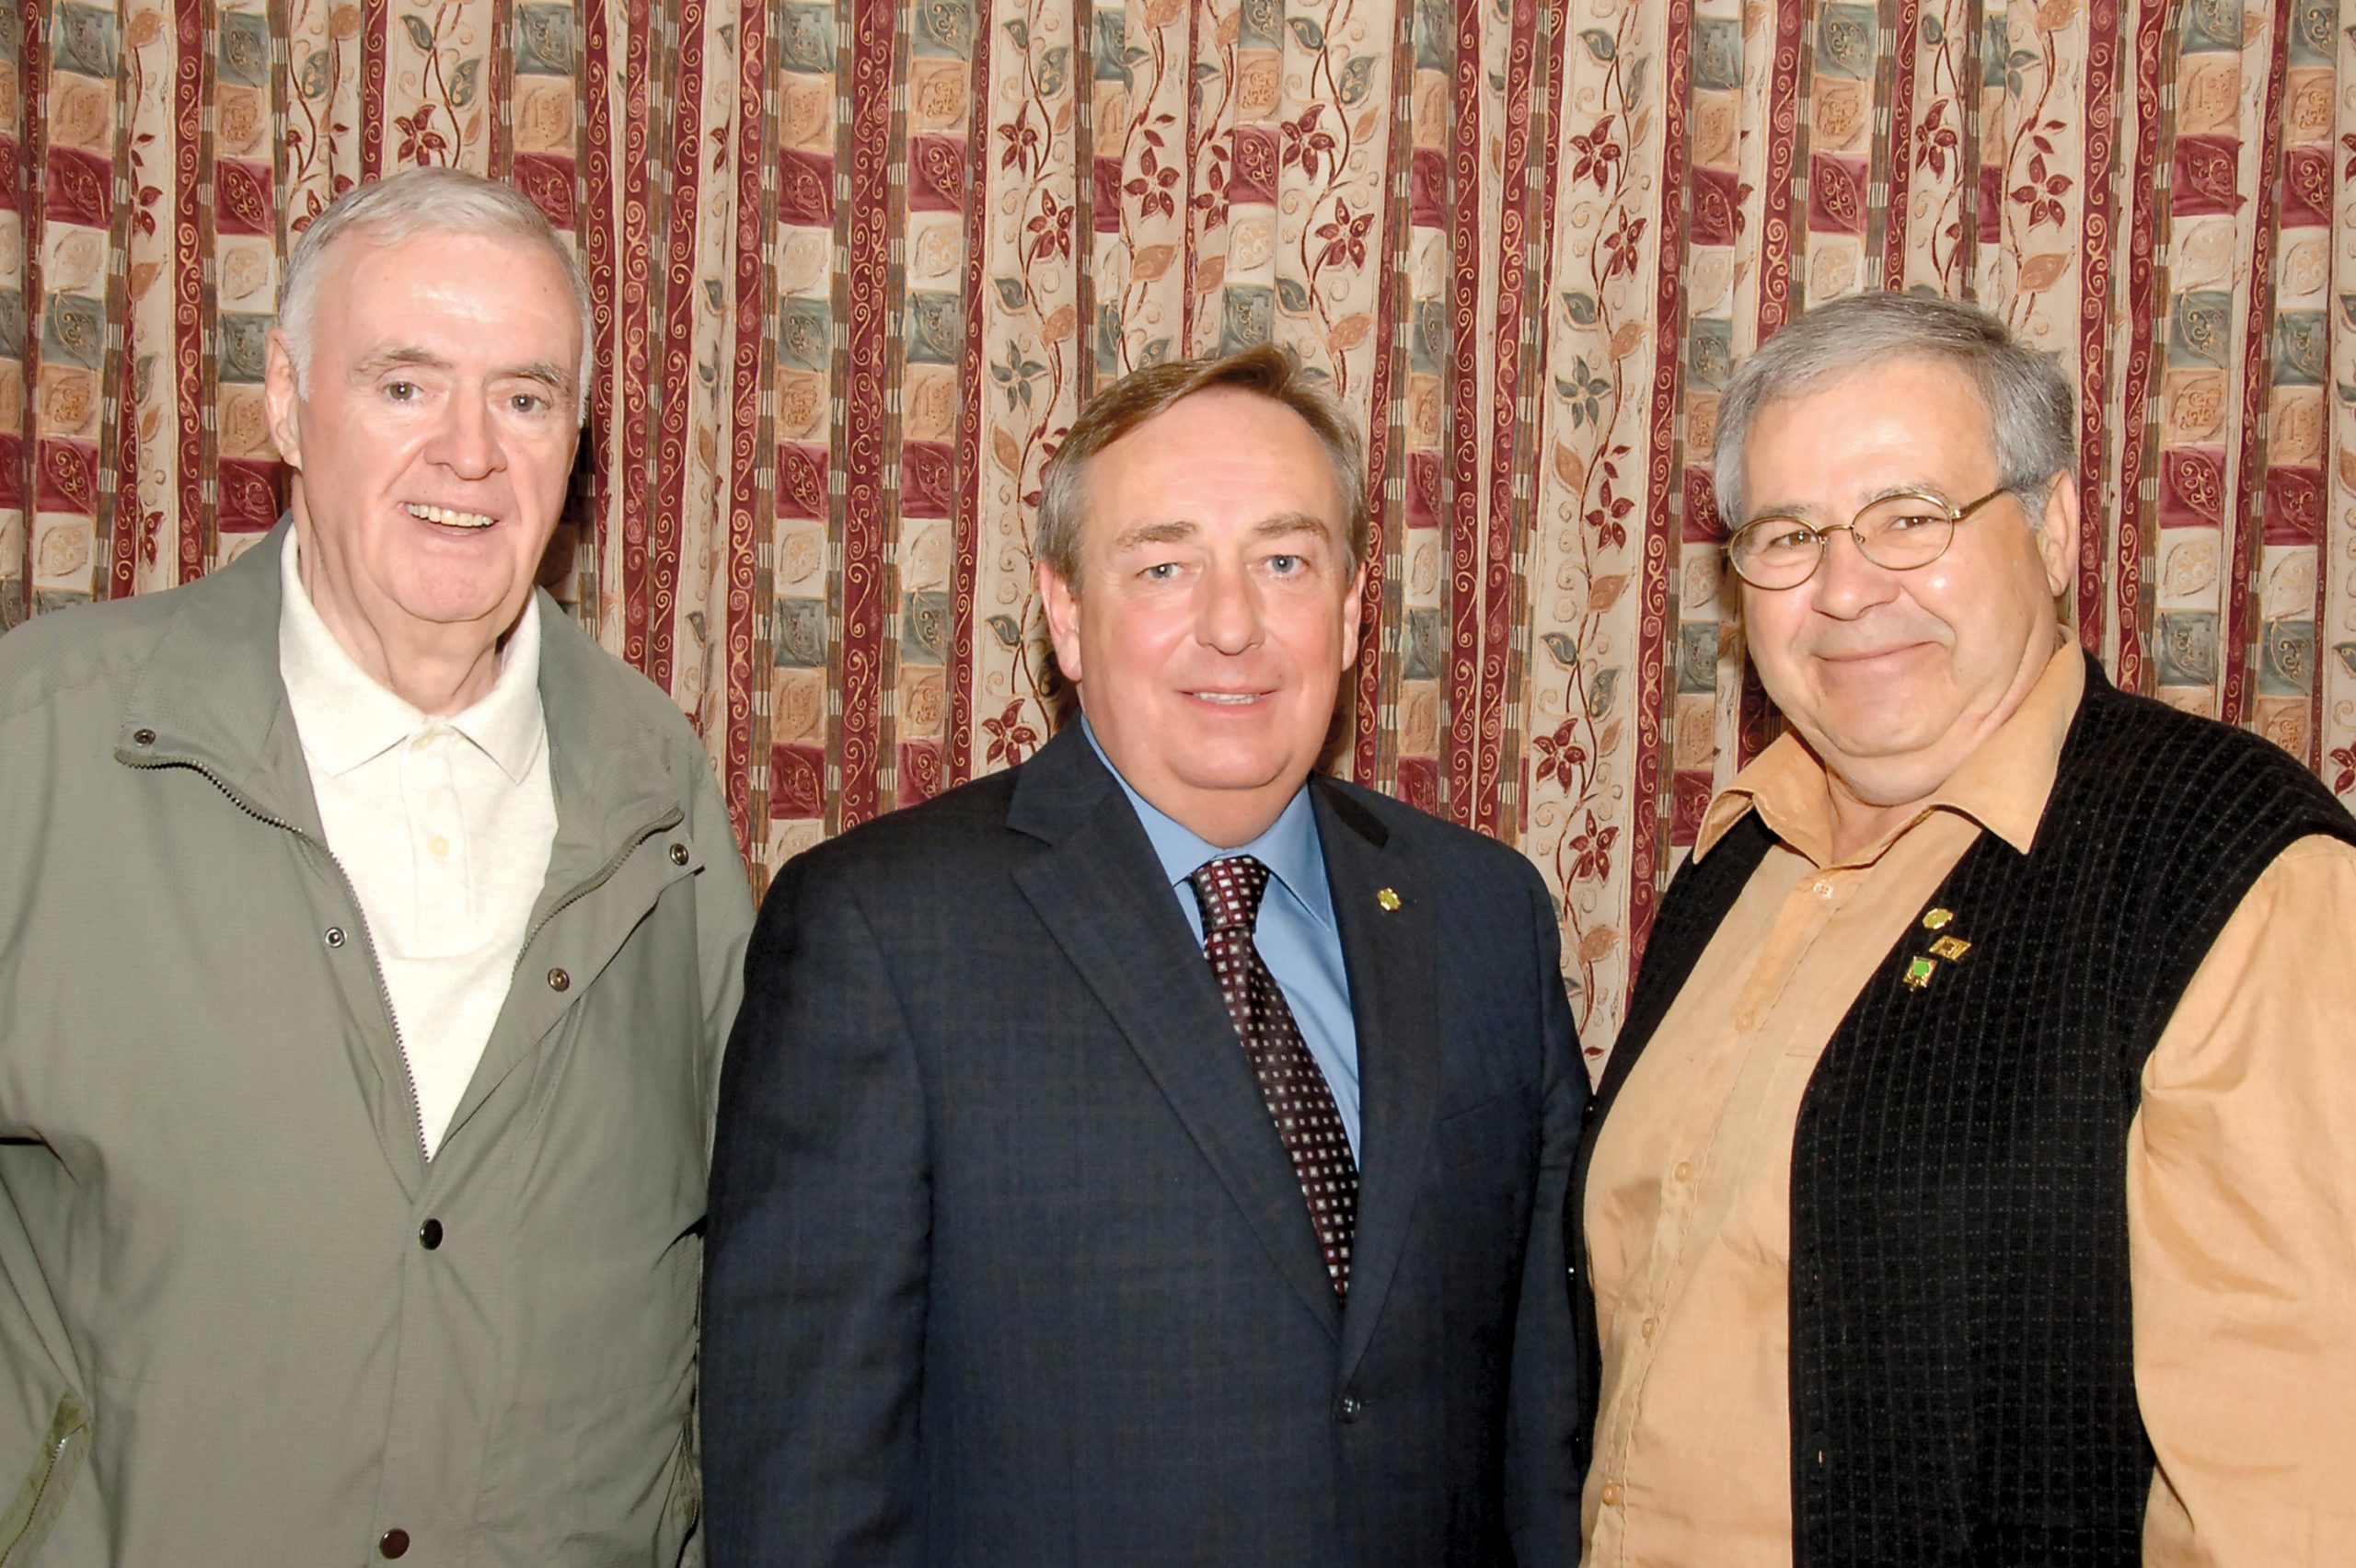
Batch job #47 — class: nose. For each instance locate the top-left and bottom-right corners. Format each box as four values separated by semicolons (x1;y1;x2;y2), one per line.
1807;526;1899;619
1195;561;1265;655
424;391;502;479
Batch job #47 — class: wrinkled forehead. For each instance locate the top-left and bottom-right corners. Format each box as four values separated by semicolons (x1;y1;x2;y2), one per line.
1751;353;1997;453
315;223;584;336
1738;357;2004;517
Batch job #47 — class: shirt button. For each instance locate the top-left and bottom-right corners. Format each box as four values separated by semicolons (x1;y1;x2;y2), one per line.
1600;1482;1623;1507
378;1528;410;1558
1672;1160;1693;1182
1812;878;1836;899
1640;1317;1657;1341
428;835;450;859
410;733;433;753
1334;1393;1365;1424
1733;1009;1757;1032
547;967;571;992
418;1218;444;1251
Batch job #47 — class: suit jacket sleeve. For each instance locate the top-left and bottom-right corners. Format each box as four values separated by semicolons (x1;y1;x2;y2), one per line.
1505;861;1588;1565
702;850;930;1567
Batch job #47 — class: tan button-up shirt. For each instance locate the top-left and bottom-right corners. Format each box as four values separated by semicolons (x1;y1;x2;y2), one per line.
1583;642;2356;1564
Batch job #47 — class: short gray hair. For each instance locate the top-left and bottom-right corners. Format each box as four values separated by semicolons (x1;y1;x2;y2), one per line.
278;167;593;421
1713;291;2075;526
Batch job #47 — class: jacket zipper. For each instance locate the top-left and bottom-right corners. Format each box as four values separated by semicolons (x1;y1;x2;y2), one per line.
135;758;431;1160
136;755;684;1156
1;1405;87;1566
514;808;682;968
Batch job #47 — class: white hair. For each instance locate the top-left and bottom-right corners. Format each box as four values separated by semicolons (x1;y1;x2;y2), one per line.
278;166;594;422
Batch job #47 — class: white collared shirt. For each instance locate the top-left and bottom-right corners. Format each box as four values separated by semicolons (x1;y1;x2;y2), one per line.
276;530;559;1158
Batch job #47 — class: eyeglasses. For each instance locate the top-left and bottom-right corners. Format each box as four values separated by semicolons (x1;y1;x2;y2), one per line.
1727;487;2012;590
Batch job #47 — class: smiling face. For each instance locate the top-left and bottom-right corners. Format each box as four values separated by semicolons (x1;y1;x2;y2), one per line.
264;225;583;710
1041;387;1366;847
1737;354;2077;816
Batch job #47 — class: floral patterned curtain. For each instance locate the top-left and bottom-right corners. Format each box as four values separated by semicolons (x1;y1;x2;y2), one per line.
3;0;2351;1054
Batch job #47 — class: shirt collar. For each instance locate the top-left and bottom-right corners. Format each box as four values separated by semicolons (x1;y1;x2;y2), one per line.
1082;717;1336;933
1694;636;2084;869
276;527;548;783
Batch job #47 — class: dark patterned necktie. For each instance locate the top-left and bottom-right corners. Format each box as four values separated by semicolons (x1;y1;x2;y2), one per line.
1189;855;1358;1300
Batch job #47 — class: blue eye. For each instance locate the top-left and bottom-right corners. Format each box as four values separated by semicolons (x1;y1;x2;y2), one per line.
1266;554;1302;575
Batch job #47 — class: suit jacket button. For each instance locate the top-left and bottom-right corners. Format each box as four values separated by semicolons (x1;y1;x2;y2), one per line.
669;842;690;865
1334;1393;1365;1424
378;1528;410;1558
547;967;571;992
418;1218;444;1251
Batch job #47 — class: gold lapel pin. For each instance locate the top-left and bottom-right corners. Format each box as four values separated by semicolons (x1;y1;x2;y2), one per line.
1376;887;1402;912
1902;956;1938;990
1929;935;1971;961
1922;907;1955;930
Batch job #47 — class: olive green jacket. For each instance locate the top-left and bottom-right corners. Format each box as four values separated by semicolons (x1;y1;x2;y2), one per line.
0;525;754;1565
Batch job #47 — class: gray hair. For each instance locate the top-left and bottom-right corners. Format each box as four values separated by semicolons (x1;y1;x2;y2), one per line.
278;166;594;421
1712;291;2075;526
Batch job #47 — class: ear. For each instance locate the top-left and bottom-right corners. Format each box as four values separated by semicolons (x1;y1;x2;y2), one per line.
2033;468;2077;600
1339;559;1369;671
1038;562;1083;687
264;329;305;470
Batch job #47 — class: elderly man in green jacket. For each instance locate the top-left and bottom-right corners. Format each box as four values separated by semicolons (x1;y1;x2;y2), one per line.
0;168;752;1563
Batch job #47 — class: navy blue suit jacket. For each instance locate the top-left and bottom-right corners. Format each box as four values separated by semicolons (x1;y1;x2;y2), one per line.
704;725;1585;1566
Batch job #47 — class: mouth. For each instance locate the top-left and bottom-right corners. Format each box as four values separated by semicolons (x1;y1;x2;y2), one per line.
1184;690;1271;707
406;502;498;531
1817;640;1933;664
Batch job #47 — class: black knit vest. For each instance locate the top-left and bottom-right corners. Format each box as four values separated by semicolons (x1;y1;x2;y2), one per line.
1572;657;2356;1565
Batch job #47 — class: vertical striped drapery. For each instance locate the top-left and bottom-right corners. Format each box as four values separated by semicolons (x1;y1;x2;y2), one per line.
3;0;2352;1055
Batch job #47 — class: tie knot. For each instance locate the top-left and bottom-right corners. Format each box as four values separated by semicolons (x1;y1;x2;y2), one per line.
1189;855;1272;935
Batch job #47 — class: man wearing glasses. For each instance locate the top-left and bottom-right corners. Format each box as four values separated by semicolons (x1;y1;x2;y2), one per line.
1574;291;2356;1565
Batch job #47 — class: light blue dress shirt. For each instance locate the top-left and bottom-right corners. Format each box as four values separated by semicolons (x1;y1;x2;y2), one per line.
1085;721;1362;1157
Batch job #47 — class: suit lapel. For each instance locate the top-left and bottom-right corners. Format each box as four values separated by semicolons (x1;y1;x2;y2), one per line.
1313;781;1440;1380
1011;731;1345;1341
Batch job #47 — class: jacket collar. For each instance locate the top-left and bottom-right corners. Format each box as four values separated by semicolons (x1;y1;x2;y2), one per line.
120;518;682;849
121;523;321;830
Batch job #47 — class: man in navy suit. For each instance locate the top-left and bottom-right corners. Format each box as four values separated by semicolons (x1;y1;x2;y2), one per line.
704;346;1585;1566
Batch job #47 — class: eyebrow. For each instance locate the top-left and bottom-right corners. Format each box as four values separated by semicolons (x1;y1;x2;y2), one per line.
350;347;574;395
1745;481;1958;521
1106;512;1335;555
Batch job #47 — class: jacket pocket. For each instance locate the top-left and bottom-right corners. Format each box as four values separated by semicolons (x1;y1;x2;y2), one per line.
1433;1086;1538;1172
0;1392;89;1566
